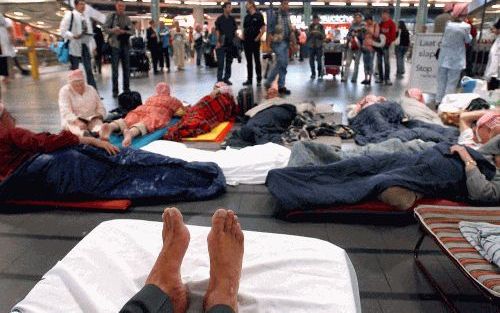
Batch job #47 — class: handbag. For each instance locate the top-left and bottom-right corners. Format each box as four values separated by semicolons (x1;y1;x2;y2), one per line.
58;13;73;64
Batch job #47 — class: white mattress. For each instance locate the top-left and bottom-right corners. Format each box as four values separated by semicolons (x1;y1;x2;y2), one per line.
12;220;361;313
141;141;291;186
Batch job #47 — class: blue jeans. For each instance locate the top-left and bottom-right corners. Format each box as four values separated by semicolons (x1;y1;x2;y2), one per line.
216;46;233;81
362;50;374;75
436;66;462;104
266;41;289;89
395;46;408;75
195;45;203;66
111;45;131;94
376;47;390;81
309;47;323;77
344;48;362;81
69;44;97;90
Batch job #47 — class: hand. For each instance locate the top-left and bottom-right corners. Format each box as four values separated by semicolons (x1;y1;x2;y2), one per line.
73;34;82;40
94;139;120;155
450;145;471;162
113;27;122;35
216;42;221;49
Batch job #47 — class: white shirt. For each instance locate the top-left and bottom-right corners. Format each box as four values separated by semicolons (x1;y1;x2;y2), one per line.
485;35;499;80
58;84;106;128
438;21;472;70
0;16;15;57
458;128;482;150
59;10;93;57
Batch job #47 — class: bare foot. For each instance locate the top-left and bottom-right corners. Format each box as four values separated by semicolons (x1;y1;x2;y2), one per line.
122;129;133;147
204;209;244;313
99;123;112;141
146;207;190;313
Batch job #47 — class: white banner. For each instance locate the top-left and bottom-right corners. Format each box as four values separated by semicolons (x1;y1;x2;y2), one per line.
409;33;442;94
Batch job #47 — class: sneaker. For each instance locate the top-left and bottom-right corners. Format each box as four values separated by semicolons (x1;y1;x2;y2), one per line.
318;75;323;80
385;80;393;86
223;80;233;86
242;80;252;86
112;92;118;98
278;87;291;95
256;80;262;86
310;74;316;79
341;78;346;82
375;79;383;84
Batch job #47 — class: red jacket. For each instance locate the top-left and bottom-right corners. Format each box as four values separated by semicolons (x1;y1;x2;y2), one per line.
379;19;397;46
0;128;79;182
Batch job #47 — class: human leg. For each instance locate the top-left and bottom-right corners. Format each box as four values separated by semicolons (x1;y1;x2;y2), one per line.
253;44;262;83
69;55;80;70
150;48;160;72
88;117;103;134
352;49;361;82
316;48;323;78
121;45;131;92
243;44;253;82
435;66;448;104
383;47;391;83
375;51;383;83
122;123;147;147
111;47;120;95
82;44;97;90
163;47;171;70
276;42;289;89
344;48;353;82
216;48;225;82
445;68;461;96
309;47;317;77
223;48;233;81
65;119;88;137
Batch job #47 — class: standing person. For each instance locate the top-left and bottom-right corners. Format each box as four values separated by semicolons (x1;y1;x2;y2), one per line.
307;14;325;80
433;3;453;33
395;20;410;78
484;19;499;91
435;3;472;105
377;10;396;85
361;14;378;85
215;2;237;85
146;20;161;74
93;21;104;74
158;21;171;72
0;15;15;83
103;0;133;98
171;21;186;71
242;1;265;86
264;0;295;95
343;12;364;83
194;24;204;67
59;0;97;90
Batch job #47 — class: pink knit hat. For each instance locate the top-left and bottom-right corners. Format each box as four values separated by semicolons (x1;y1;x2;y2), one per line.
155;82;171;96
407;88;424;103
443;3;454;13
452;3;468;18
477;111;500;130
68;69;84;82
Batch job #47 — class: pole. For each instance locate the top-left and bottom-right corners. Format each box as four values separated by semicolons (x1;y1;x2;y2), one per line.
26;32;39;80
415;0;428;33
151;0;160;24
304;1;312;27
240;1;246;30
473;0;487;76
394;0;401;22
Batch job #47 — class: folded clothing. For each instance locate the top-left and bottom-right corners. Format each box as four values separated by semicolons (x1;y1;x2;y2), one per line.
460;221;500;267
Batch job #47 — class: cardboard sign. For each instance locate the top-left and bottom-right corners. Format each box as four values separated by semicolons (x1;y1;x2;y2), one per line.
409;33;442;94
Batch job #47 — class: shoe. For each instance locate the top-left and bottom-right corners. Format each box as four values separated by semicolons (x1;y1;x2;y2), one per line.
167;68;171;72
257;80;262;86
318;75;323;80
223;80;233;85
341;78;346;82
360;80;368;84
242;80;252;86
278;87;291;95
351;79;357;83
311;74;316;79
385;80;393;86
112;92;118;98
375;79;383;84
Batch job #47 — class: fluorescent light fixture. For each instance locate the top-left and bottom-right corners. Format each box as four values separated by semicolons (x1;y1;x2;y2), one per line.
330;1;346;5
272;2;281;5
13;11;24;16
372;2;389;6
264;1;270;4
164;0;181;3
141;0;151;2
37;21;45;25
123;0;136;2
492;4;500;9
311;1;325;5
435;3;445;6
204;1;218;4
485;10;500;14
184;0;200;4
289;1;304;5
399;3;410;6
231;1;238;4
351;2;368;6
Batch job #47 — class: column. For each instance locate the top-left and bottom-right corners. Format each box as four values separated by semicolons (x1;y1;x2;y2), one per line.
304;1;312;26
394;0;401;22
193;6;204;26
240;1;246;29
151;0;160;24
415;0;428;33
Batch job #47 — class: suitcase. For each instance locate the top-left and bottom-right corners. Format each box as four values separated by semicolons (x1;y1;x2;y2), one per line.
131;37;146;50
130;50;150;73
237;87;254;117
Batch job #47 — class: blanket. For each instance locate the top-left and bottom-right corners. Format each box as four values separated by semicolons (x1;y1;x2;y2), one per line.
0;145;225;202
142;141;291;185
226;104;297;147
165;93;238;141
109;117;180;148
288;138;436;167
266;143;496;210
349;101;459;146
459;221;500;267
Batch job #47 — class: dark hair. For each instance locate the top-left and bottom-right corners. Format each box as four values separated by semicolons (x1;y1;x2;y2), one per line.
149;19;155;25
382;9;391;15
495;18;500;30
221;1;231;9
365;14;373;21
398;20;407;31
354;12;362;18
313;14;319;20
74;0;85;5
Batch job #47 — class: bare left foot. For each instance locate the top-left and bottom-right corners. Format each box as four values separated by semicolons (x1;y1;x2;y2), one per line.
99;123;112;141
122;129;133;147
146;207;190;313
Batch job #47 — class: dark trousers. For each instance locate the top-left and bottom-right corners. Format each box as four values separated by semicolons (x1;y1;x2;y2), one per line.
159;47;170;70
69;44;97;90
95;47;103;74
309;47;323;77
195;45;203;66
111;45;131;94
149;45;161;72
120;284;235;313
216;46;233;81
243;41;262;82
376;47;390;81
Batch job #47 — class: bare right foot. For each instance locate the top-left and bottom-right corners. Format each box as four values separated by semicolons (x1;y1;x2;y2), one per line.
99;123;112;141
204;209;244;313
122;129;133;147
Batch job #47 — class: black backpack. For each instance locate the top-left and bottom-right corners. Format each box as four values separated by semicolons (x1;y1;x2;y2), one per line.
118;91;142;112
237;87;255;118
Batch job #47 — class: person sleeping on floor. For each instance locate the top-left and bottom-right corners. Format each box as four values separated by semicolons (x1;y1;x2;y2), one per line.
0;103;225;202
100;82;187;147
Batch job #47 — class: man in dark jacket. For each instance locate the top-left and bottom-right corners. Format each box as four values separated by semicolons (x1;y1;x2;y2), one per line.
242;1;265;86
215;2;237;85
147;19;161;74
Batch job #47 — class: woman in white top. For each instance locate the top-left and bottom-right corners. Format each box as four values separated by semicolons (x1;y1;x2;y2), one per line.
171;21;186;70
58;69;107;137
59;0;97;90
0;15;15;83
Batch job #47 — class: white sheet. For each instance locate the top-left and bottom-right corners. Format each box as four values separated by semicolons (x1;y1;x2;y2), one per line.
141;141;291;186
12;220;361;313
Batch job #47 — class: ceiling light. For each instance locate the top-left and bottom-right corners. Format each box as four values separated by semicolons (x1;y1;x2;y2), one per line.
289;1;304;5
372;2;389;6
37;21;45;25
492;4;500;9
485;10;500;14
400;3;410;6
351;2;368;6
13;11;24;16
204;1;218;5
123;0;137;2
330;2;346;5
164;0;181;3
272;2;281;5
434;3;445;7
311;1;326;5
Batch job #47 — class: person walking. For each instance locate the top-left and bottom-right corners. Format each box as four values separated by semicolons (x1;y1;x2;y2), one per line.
264;0;295;95
103;0;133;97
242;1;265;86
215;2;237;85
360;14;378;85
194;24;204;67
146;20;161;74
158;21;171;72
171;21;186;71
435;4;472;105
377;9;396;85
343;12;364;83
60;0;97;90
307;14;325;80
395;20;410;78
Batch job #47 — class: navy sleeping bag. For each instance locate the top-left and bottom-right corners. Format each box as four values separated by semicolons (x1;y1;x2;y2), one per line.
266;143;496;210
349;101;459;146
0;145;226;201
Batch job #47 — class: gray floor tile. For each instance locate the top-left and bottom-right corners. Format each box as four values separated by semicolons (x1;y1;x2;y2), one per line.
0;279;35;313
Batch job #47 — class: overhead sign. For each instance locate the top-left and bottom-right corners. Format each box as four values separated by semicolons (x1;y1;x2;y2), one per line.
409;33;442;94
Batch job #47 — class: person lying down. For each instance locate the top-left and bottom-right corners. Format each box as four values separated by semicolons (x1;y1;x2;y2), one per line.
0;103;225;202
101;82;187;147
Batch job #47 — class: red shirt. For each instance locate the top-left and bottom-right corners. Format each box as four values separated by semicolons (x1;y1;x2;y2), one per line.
379;19;397;46
0;127;79;182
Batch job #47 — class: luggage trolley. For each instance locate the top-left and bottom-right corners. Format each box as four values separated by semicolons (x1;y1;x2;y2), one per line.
322;40;345;79
129;36;150;78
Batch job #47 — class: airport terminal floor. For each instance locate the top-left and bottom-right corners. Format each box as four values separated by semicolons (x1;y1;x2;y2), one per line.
0;58;497;313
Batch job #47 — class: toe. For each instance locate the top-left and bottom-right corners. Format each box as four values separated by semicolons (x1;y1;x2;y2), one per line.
212;209;227;234
235;222;244;243
169;207;184;232
225;210;235;233
231;215;238;235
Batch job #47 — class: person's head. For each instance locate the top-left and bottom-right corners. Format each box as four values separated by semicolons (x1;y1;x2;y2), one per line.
443;3;454;13
155;82;171;97
451;3;468;21
74;0;86;13
149;20;156;27
312;14;320;24
474;112;500;145
381;10;391;22
365;14;373;25
0;102;16;129
195;23;202;32
492;19;500;36
159;21;165;28
398;20;407;31
222;2;232;14
68;69;86;95
353;12;363;24
281;0;289;12
173;20;179;29
115;0;126;14
246;1;257;13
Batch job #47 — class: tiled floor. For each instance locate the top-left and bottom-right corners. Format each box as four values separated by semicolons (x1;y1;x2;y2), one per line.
0;57;497;312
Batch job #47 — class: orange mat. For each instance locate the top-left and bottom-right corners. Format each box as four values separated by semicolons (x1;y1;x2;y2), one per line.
3;199;131;211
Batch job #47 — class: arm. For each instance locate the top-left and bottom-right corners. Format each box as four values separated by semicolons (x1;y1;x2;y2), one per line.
92;87;107;119
10;128;80;153
103;13;115;35
59;12;74;40
459;110;489;132
58;87;79;124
